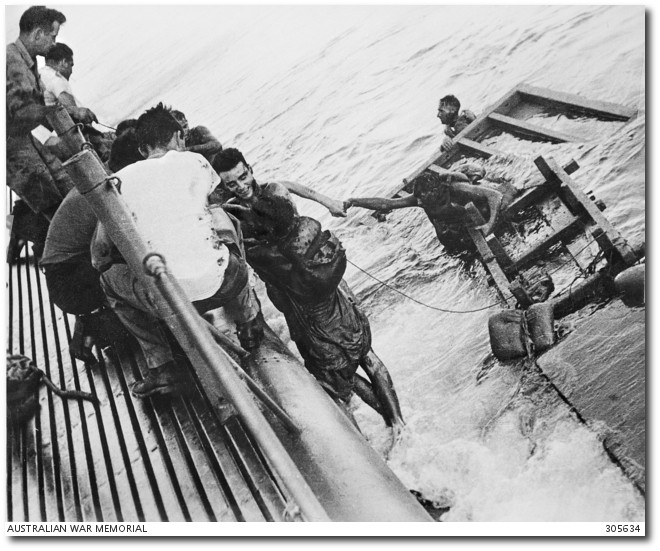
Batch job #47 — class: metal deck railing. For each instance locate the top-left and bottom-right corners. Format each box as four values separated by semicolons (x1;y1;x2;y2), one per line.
6;243;289;522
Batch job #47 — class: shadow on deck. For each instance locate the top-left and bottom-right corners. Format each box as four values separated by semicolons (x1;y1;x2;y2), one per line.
6;246;290;522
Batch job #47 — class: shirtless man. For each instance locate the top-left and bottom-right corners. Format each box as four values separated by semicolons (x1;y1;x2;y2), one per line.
212;149;404;436
211;147;347;219
346;166;505;238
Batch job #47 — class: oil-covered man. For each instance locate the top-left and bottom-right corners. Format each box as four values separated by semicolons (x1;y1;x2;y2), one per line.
346;166;505;238
213;149;404;436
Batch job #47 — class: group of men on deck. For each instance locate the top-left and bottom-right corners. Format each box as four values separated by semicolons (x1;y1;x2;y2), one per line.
6;5;512;438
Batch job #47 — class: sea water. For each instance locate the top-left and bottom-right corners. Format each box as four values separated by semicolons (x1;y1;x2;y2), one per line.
4;4;645;522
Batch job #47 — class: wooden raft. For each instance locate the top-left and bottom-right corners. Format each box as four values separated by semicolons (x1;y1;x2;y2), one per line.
386;84;639;310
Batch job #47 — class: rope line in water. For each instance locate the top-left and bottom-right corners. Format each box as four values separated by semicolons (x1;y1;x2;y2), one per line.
347;259;505;313
347;231;605;314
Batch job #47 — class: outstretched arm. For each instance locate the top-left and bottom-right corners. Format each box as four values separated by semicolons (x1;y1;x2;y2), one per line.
275;180;347;217
345;194;418;212
451;181;503;235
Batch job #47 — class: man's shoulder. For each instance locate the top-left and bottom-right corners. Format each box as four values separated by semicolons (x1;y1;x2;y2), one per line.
171;149;214;167
6;42;26;70
459;109;476;122
40;66;68;89
40;65;61;81
6;42;19;59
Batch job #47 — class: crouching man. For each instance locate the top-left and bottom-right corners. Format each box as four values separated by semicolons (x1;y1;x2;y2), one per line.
93;103;262;398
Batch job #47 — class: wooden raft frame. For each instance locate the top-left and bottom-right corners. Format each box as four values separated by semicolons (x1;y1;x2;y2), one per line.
385;84;638;310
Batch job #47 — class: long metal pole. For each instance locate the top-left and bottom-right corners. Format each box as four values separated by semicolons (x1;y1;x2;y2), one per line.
63;148;330;522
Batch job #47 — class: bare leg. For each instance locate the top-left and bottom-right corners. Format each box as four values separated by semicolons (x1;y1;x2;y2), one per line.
353;373;383;415
359;350;405;439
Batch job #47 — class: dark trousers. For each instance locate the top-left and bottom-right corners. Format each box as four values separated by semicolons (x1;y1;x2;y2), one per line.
44;260;106;315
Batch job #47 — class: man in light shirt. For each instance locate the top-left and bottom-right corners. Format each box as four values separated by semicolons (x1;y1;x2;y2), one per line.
95;103;262;398
40;43;75;104
40;42;115;162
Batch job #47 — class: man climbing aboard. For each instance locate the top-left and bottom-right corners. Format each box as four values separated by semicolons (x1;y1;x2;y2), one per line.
213;149;405;440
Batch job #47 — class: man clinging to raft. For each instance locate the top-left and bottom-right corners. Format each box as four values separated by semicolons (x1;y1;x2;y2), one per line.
345;164;508;239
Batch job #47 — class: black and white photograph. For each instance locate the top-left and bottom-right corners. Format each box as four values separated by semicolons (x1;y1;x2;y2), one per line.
3;2;646;536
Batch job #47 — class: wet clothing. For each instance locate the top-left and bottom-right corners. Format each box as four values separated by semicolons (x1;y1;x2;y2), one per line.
243;203;371;401
444;109;476;138
6;39;74;214
413;173;469;227
416;171;518;250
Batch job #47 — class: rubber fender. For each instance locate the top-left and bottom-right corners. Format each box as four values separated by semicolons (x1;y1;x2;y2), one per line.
526;302;555;353
614;264;645;307
488;309;527;361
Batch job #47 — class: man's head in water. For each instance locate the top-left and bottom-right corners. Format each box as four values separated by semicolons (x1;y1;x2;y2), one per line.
213;148;257;202
135;102;185;158
437;94;461;126
45;42;74;80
